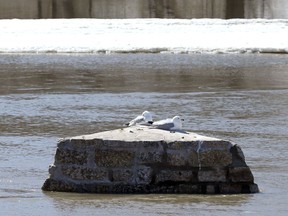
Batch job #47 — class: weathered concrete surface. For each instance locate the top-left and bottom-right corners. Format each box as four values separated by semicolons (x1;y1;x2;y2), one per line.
42;126;259;194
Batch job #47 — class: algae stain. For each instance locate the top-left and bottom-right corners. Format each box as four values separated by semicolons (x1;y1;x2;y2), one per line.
196;140;203;170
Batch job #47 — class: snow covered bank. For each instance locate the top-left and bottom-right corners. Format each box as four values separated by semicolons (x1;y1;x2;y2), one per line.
1;19;288;54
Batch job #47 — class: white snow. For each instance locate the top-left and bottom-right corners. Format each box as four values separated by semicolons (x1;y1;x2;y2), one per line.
0;18;288;54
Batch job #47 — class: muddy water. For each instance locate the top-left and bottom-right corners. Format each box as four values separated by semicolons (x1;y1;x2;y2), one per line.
0;53;288;215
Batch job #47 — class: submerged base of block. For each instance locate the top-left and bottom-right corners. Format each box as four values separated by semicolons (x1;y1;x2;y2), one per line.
43;178;259;194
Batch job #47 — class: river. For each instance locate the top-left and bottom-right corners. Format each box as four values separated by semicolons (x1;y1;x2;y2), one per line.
0;53;288;215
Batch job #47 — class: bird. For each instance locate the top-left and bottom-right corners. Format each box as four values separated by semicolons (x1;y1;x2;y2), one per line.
151;115;184;131
125;111;153;127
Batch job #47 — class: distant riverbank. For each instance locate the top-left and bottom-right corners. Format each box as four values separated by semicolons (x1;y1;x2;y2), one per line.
0;0;288;19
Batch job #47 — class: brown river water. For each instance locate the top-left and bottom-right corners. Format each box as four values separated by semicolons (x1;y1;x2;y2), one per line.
0;53;288;215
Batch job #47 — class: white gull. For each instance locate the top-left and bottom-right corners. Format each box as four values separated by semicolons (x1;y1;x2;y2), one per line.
125;111;153;127
151;115;184;131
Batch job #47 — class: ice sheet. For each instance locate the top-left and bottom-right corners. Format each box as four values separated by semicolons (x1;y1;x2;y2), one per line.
0;19;287;54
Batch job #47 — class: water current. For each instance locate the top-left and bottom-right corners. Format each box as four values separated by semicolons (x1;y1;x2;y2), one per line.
0;53;288;215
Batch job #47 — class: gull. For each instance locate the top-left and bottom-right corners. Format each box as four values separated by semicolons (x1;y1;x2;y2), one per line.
125;111;153;127
151;115;184;131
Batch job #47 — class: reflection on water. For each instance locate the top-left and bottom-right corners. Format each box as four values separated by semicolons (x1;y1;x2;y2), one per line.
0;53;288;95
47;192;253;216
49;192;252;205
0;53;288;216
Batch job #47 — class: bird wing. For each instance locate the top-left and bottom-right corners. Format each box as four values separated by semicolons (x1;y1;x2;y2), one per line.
152;122;175;130
128;115;144;126
152;118;171;125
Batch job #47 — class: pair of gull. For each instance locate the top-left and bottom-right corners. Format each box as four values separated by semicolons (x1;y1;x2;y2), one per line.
125;111;184;131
